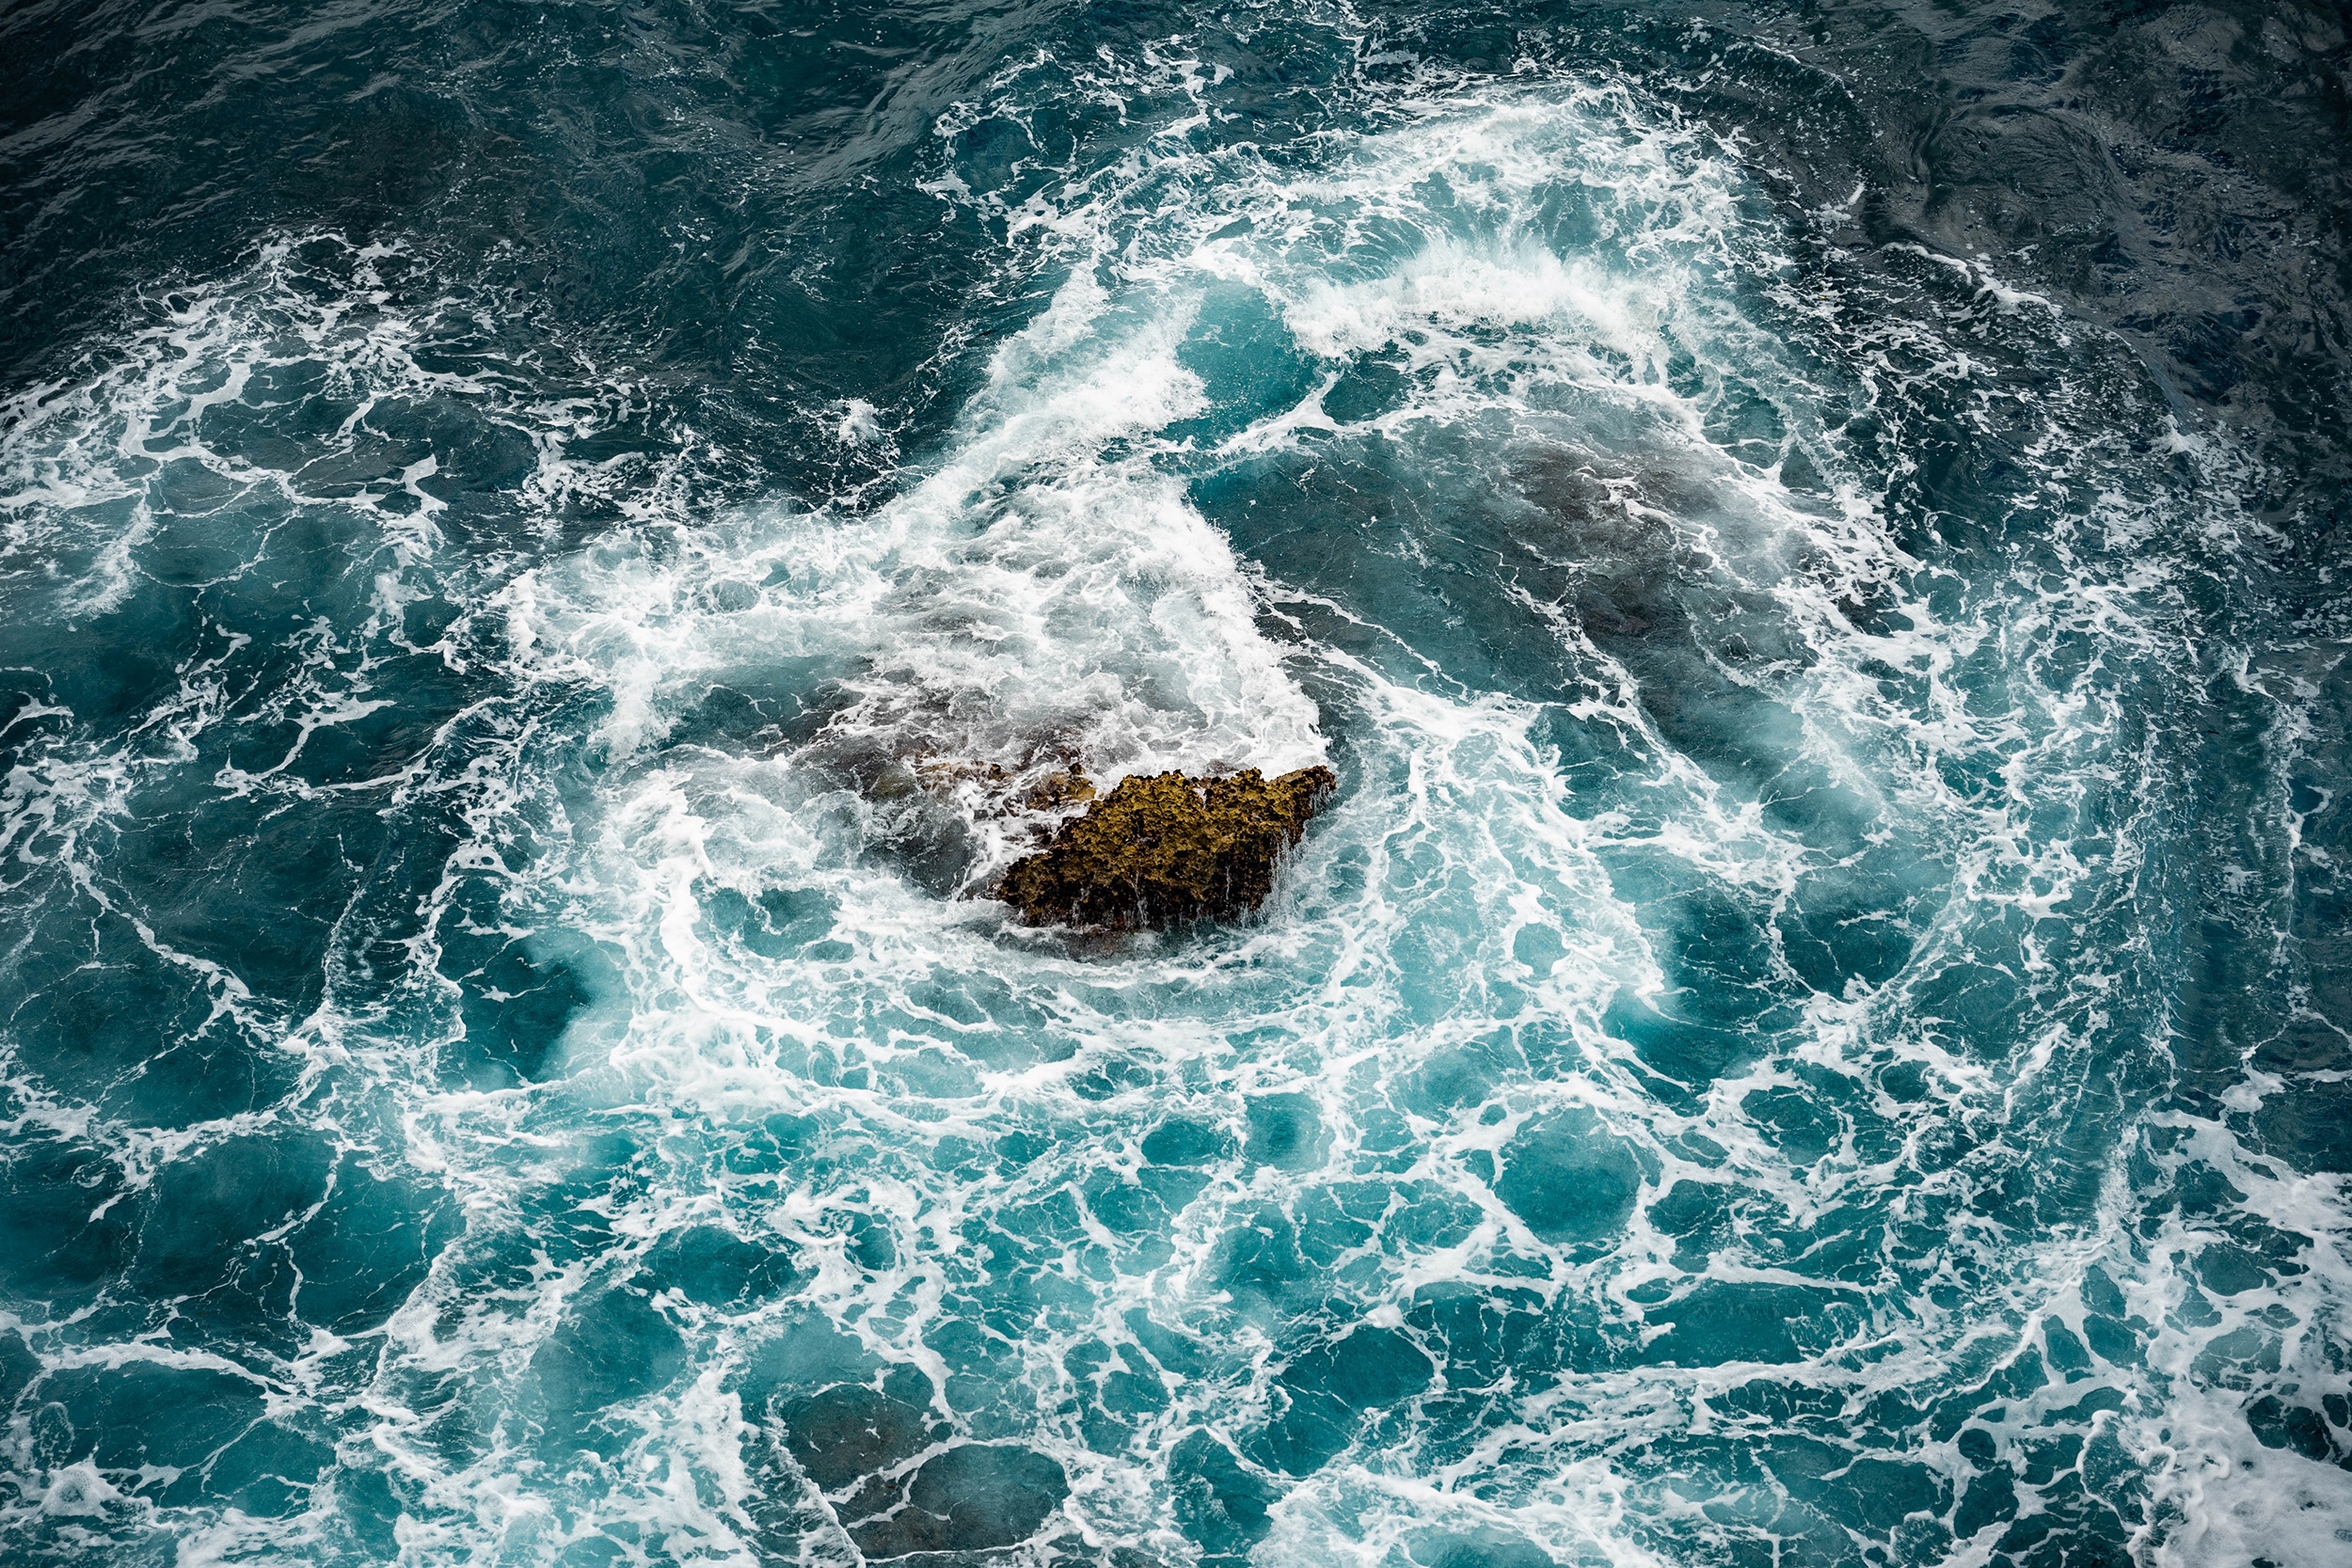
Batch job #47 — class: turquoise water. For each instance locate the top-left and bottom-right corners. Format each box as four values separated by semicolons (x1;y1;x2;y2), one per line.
3;3;2350;1565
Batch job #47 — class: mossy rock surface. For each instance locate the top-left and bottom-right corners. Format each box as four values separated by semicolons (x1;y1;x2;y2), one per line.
999;766;1336;931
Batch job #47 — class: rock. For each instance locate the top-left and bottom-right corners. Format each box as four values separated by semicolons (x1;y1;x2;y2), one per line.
914;755;1097;814
997;766;1336;931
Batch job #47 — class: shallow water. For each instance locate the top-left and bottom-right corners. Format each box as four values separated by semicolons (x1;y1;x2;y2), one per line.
3;3;2350;1565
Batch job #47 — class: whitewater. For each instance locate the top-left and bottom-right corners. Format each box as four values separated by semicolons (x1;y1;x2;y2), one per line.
3;4;2348;1566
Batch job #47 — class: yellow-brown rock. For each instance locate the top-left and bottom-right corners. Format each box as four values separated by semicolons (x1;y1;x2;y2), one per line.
998;766;1336;931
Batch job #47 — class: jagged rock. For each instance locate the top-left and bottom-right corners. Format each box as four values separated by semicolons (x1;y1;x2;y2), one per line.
911;752;1097;815
998;766;1336;931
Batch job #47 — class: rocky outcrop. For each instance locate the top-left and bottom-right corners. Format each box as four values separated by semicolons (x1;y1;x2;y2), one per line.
998;766;1336;931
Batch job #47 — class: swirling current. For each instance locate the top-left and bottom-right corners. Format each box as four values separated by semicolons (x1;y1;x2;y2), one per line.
3;3;2350;1565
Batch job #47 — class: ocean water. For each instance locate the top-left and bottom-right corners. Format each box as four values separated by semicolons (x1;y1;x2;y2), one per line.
3;2;2350;1565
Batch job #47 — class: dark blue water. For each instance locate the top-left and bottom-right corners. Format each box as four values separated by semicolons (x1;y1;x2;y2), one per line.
4;3;2350;1564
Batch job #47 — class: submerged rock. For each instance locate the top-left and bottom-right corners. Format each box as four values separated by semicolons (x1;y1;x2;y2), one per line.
913;754;1097;815
998;766;1336;931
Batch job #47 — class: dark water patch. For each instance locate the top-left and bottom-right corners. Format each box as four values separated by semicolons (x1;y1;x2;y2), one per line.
1168;1428;1280;1563
1494;1108;1645;1249
526;1286;688;1456
845;1440;1071;1558
1256;1323;1435;1475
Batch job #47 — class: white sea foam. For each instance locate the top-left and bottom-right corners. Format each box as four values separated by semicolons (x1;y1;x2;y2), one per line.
3;44;2345;1568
